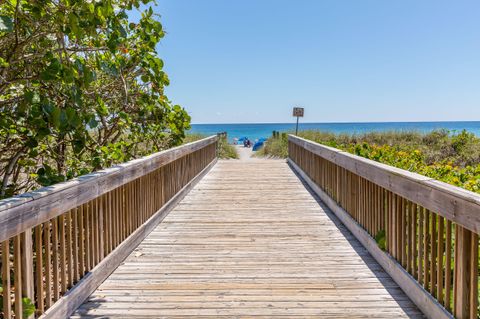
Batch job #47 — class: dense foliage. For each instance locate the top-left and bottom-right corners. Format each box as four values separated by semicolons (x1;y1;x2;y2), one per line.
260;130;480;193
0;0;190;199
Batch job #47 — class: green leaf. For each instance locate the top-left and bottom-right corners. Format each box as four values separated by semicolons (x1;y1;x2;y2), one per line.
26;137;39;148
65;107;81;128
96;98;108;116
87;3;95;13
88;117;98;128
375;230;386;251
37;127;51;139
0;57;9;67
118;24;127;38
0;15;13;32
23;297;36;318
40;58;62;81
50;107;61;128
118;111;128;120
68;13;80;37
72;137;86;154
25;91;40;104
37;164;65;186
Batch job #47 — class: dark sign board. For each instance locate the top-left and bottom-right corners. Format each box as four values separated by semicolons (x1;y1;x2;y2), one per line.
293;107;304;117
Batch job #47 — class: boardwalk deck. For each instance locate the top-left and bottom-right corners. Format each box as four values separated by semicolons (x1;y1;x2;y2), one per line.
72;159;423;318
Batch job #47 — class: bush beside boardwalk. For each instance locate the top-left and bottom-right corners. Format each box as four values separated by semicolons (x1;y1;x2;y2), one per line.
184;134;239;159
258;129;480;194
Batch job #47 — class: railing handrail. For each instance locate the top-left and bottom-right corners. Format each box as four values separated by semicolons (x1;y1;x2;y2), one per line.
0;135;218;242
289;134;480;234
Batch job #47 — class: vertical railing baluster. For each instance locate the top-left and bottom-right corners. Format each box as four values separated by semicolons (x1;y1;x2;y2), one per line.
454;225;478;319
21;228;35;319
2;239;12;318
13;234;23;318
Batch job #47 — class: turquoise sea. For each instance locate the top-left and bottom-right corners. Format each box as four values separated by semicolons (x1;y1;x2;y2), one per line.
189;121;480;143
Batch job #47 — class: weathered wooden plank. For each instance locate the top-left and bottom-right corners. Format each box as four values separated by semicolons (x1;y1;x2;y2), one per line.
289;159;449;319
72;160;421;318
41;158;217;319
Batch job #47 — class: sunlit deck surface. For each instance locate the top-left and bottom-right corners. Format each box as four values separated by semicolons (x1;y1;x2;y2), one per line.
72;159;422;318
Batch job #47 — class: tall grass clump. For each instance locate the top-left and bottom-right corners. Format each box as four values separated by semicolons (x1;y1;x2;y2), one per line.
183;133;208;144
217;137;239;159
184;134;238;159
255;133;288;158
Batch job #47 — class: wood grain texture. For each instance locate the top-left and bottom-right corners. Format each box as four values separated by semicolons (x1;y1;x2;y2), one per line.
40;158;217;319
72;159;422;318
0;136;217;242
289;159;450;319
289;135;479;318
289;135;480;234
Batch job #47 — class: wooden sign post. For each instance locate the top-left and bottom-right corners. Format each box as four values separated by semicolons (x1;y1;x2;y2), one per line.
292;107;304;135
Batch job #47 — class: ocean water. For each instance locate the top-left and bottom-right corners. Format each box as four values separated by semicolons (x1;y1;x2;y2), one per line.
189;121;480;143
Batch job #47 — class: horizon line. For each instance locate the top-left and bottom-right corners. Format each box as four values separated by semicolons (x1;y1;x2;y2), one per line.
191;120;480;125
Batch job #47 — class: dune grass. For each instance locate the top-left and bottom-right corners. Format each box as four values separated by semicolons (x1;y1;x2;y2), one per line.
184;134;239;159
217;137;239;159
183;133;208;144
254;133;289;158
258;129;480;193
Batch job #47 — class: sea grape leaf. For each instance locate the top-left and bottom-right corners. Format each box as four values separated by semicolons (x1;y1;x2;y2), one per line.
0;15;13;32
375;229;386;251
23;297;36;318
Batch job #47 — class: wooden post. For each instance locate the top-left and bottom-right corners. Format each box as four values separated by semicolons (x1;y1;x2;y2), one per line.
13;235;23;318
454;225;478;319
99;197;105;260
21;229;35;318
2;240;12;319
295;115;299;135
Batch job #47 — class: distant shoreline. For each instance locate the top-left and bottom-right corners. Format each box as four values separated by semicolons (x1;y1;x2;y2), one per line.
191;120;480;125
189;121;480;142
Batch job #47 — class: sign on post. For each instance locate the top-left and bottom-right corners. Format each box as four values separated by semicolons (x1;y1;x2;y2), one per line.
293;107;304;117
293;107;304;135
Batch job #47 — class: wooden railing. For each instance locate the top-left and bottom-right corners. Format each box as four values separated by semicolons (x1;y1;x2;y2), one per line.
0;136;218;318
288;135;480;319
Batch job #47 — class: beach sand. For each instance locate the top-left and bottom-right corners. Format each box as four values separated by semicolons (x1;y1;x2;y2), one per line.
235;145;254;161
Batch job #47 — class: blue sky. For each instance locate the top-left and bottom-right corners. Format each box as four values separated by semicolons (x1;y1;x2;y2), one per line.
143;1;479;124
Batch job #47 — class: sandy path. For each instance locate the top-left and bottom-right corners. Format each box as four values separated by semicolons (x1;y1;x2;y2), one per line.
235;145;257;161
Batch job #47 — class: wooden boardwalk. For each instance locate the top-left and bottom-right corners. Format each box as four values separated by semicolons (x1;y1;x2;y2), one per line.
72;159;423;318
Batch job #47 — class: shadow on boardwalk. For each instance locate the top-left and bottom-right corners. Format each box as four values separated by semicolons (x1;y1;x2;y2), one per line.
290;162;423;318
